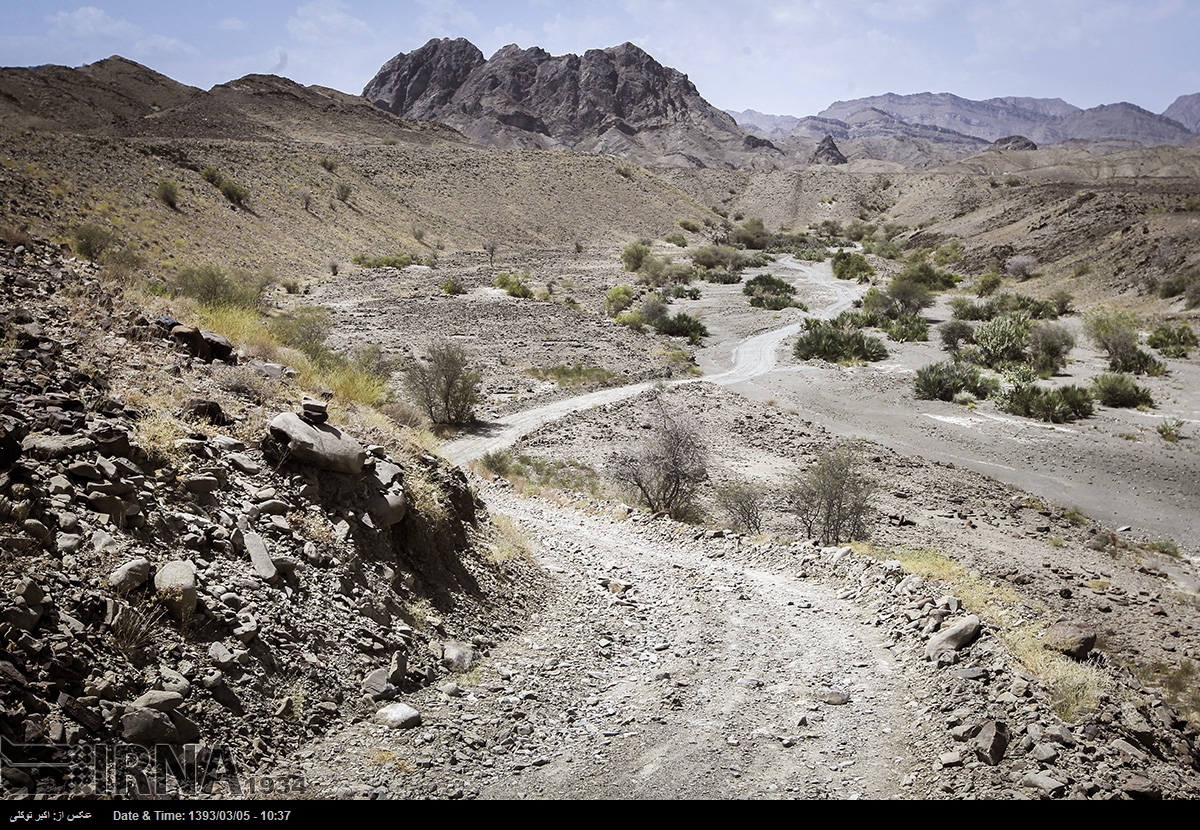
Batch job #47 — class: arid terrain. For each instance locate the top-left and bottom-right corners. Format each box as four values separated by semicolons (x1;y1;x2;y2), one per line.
1;53;1199;801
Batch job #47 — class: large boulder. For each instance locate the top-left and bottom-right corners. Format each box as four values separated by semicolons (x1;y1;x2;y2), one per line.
154;560;197;622
924;614;981;660
265;412;365;475
1044;620;1097;659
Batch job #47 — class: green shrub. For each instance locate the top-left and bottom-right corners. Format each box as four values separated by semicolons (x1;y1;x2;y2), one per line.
732;218;770;249
895;259;958;290
441;277;466;295
696;268;741;285
201;166;223;185
1092;373;1154;408
914;361;997;401
670;285;701;300
621;241;652;272
494;272;532;298
403;339;480;425
831;250;875;282
219;178;249;206
743;273;802;310
615;310;646;332
155;179;180;209
319;156;338;172
690;245;745;273
605;284;636;317
654;312;708;345
335;182;352;202
1158;271;1200;308
1157;418;1184;442
68;223;117;261
174;265;268;309
353;253;413;269
940;320;974;351
528;364;619;389
794;320;888;363
1050;290;1074;316
1147;323;1198;358
1083;306;1139;365
1001;382;1093;423
974;312;1032;367
665;232;687;247
887;315;929;342
1029;322;1076;376
480;450;512;476
750;294;806;311
678;219;701;233
886;276;935;317
976;272;1003;297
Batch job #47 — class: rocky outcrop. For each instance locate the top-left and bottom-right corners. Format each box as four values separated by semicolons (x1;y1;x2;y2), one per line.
363;39;774;168
993;135;1038;151
810;134;848;165
1163;93;1200;134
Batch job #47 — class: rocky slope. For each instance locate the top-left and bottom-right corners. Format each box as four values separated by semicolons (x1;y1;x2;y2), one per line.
0;236;541;798
364;39;781;170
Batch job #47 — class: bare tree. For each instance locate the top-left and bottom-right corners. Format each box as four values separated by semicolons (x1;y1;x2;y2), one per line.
714;479;767;533
609;398;707;521
483;238;498;266
1005;255;1039;280
784;442;876;545
402;339;481;426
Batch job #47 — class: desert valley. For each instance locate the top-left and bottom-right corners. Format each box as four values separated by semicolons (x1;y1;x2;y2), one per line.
1;36;1200;800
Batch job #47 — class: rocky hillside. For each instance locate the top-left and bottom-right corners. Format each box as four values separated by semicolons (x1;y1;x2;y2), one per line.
0;235;542;797
364;38;781;170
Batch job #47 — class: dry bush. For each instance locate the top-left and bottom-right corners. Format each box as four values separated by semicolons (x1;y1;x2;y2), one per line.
403;340;480;426
608;397;707;521
784;442;876;544
714;479;767;533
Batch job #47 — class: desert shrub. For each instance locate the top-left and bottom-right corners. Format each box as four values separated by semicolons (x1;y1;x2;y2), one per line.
483;239;498;265
353;253;413;269
403;339;481;425
155;179;180;209
1092;373;1153;408
174;265;268;309
614;310;646;332
690;245;745;273
269;306;332;359
604;284;636;317
1050;290;1074;316
913;361;998;402
1006;255;1039;280
528;364;619;389
678;219;701;233
299;187;312;210
665;232;687;247
1147;323;1198;358
895;259;958;290
887;315;929;342
974;312;1032;367
440;277;466;295
752;294;807;311
844;220;876;242
480;449;512;476
835;309;888;330
654;312;708;345
638;292;668;325
714;480;767;533
335;183;352;202
219;178;249;206
744;273;803;310
1029;322;1076;376
69;223;117;261
281;280;300;294
319;156;338;172
1157;418;1185;442
732;218;770;249
380;401;426;430
784;442;876;544
831;250;875;282
327;257;340;276
1083;307;1140;368
794;319;888;363
696;268;741;285
1001;382;1093;423
886;277;935;317
608;398;707;521
670;285;701;300
621;241;652;272
616;162;636;180
1158;271;1200;308
940;320;975;351
201;166;222;185
494;272;532;298
976;272;1003;297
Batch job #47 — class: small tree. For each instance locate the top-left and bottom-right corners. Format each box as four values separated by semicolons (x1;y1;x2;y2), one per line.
484;238;498;266
1006;255;1039;280
608;398;707;521
403;340;481;426
1028;321;1075;376
714;480;767;533
784;442;876;545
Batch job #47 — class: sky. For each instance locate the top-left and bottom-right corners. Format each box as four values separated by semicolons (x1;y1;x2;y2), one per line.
1;0;1198;117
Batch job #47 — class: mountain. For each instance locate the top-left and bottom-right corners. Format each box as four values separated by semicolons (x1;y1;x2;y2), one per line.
1164;93;1200;133
364;38;779;169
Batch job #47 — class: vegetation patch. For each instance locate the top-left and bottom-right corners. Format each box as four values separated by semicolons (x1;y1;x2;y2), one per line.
528;363;620;389
794;319;888;363
913;361;999;402
353;252;414;269
743;273;806;310
1092;373;1154;409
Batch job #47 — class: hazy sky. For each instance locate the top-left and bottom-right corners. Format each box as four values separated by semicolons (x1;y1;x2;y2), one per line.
2;1;1197;116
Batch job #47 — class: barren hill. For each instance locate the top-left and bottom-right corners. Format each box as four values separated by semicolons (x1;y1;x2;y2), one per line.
364;38;779;170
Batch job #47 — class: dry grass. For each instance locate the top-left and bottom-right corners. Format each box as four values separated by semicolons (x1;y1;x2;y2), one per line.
877;544;1027;626
1000;624;1109;723
484;513;534;565
132;410;192;469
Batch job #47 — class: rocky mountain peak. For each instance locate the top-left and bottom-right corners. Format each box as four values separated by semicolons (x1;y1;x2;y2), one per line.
811;134;848;165
363;37;485;120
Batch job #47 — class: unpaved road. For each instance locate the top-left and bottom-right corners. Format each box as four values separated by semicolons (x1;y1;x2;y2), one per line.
298;490;938;799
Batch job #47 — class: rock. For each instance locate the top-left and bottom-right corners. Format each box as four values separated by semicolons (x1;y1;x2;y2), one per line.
1030;742;1059;763
21;432;95;460
181;398;230;426
993;135;1038;151
375;702;422;729
242;531;278;582
440;641;476;672
1044;620;1097;659
226;452;260;474
129;690;184;712
265;412;365;474
974;720;1010;765
121;708;180;746
154;560;197;621
823;689;851;705
108;557;151;592
361;668;395;701
388;650;408;685
159;667;191;697
366;489;407;528
1121;774;1161;799
1021;771;1066;797
925;615;981;660
810;134;848;165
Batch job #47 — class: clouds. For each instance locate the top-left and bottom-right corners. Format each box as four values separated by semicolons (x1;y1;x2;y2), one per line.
287;0;374;46
47;6;138;38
